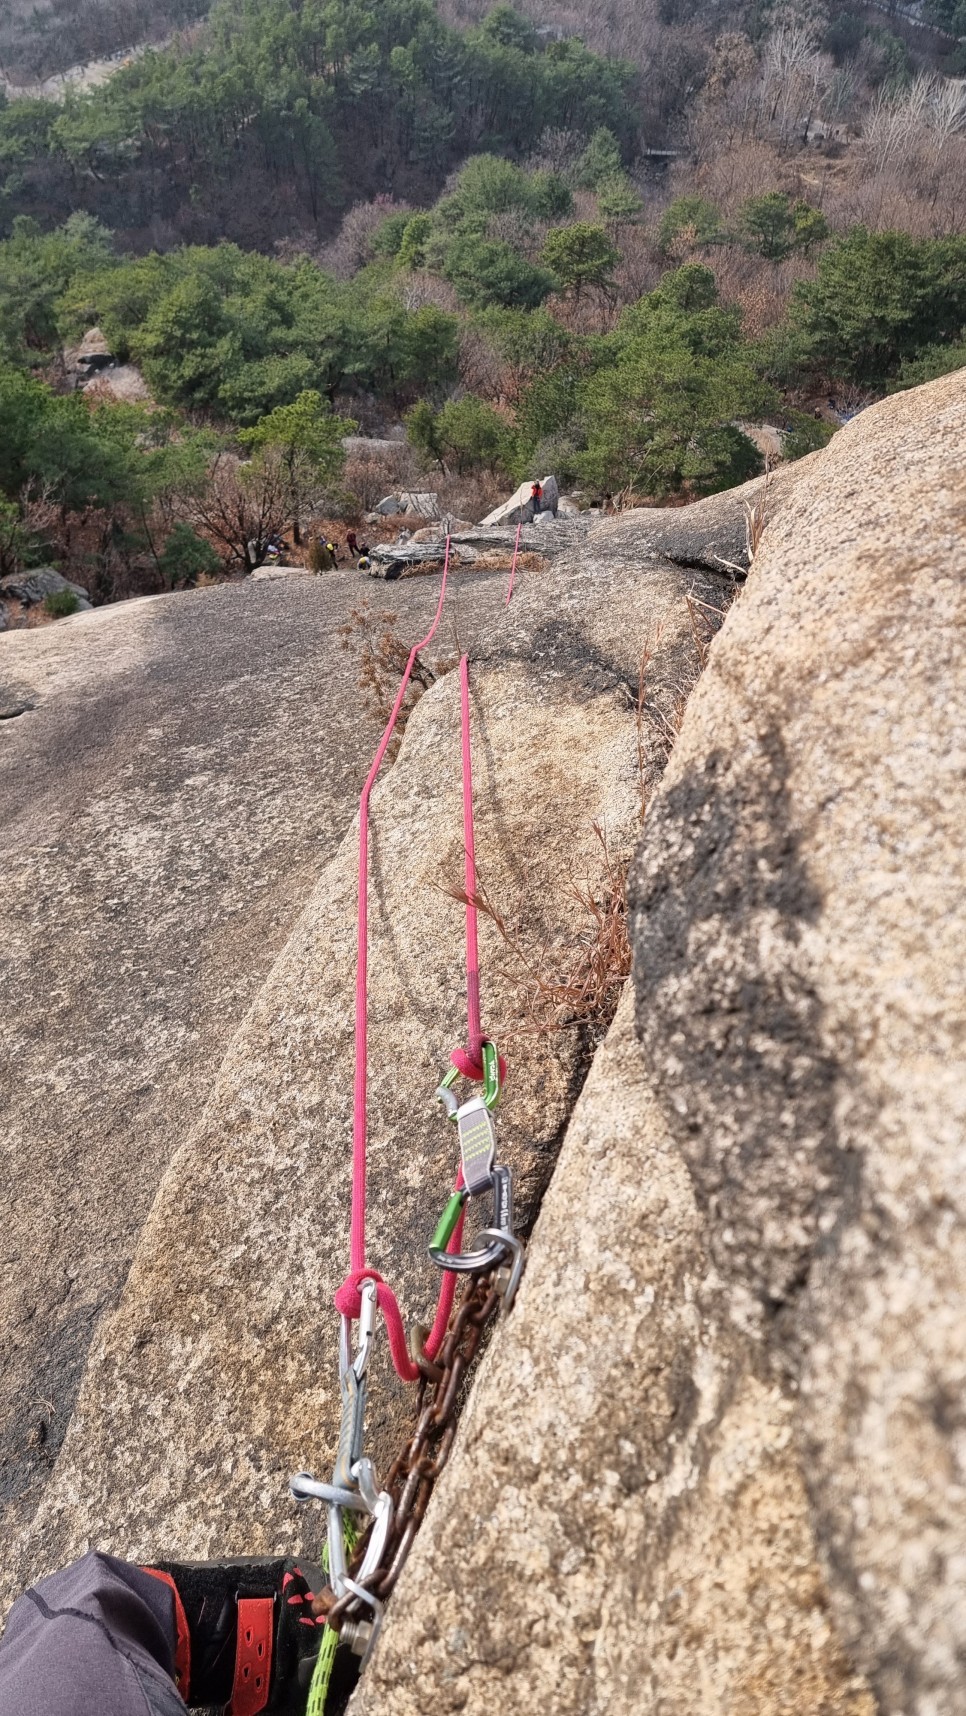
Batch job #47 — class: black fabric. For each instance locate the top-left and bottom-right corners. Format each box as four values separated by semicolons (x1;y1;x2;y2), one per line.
149;1556;327;1712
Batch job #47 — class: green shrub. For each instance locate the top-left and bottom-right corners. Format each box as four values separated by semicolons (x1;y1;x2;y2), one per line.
371;210;413;259
579;267;774;497
782;412;837;462
575;127;623;190
657;196;722;255
158;523;221;586
522;430;585;487
44;587;81;617
892;341;966;391
407;395;513;475
405;399;441;465
541;224;619;298
434;396;514;474
789;227;966;384
530;173;574;221
740;193;829;261
596;176;644;228
397;214;434;271
442;235;557;311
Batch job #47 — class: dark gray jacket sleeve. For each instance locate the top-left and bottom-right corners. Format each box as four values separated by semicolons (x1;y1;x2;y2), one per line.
0;1551;186;1716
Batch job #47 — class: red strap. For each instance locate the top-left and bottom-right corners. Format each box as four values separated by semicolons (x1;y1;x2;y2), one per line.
141;1568;191;1701
228;1596;274;1716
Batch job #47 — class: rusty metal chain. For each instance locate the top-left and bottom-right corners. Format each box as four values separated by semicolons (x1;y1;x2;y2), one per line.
325;1271;500;1633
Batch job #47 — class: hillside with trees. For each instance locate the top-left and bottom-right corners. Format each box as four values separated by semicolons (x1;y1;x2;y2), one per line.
0;0;964;610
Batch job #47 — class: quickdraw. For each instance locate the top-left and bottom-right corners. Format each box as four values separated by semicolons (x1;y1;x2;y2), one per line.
290;539;524;1697
429;1047;524;1302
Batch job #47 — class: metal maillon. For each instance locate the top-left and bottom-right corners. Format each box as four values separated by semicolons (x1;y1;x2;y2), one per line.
428;1040;525;1308
289;1043;524;1670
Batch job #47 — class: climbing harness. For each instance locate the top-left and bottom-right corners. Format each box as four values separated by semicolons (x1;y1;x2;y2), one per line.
291;537;524;1699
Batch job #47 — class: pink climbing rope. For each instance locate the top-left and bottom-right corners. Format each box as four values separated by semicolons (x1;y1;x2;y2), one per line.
335;542;457;1383
335;537;505;1382
449;653;507;1089
504;521;522;607
460;653;482;1067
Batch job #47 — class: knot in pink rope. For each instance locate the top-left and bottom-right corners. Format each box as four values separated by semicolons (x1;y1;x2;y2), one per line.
450;1045;508;1086
333;1266;386;1320
334;1269;419;1384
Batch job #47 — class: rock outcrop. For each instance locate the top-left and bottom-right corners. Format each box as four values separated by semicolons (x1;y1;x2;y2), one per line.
347;369;966;1716
632;366;966;1714
0;568;92;612
353;992;872;1716
2;476;796;1602
480;475;559;528
0;572;496;1551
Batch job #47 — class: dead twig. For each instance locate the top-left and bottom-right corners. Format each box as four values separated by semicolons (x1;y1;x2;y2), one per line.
439;823;631;1044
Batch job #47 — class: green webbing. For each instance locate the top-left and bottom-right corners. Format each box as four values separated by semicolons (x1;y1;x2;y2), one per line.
306;1514;360;1715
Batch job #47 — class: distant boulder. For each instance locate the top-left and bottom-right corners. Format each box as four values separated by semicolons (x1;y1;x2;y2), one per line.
0;569;92;610
66;327;117;377
399;491;440;518
410;514;474;542
480;475;558;528
82;364;151;403
374;491;442;518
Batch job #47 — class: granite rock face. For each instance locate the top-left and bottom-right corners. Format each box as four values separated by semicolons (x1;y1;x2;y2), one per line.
0;572;499;1552
632;366;966;1713
352;994;873;1716
348;370;965;1716
4;490;761;1602
10;383;945;1715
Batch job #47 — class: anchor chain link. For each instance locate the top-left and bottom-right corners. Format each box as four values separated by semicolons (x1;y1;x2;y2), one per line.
295;1044;523;1679
325;1270;501;1636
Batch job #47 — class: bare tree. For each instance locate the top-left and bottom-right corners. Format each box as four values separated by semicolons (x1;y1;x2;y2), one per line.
760;24;831;148
318;197;413;279
926;75;966;148
178;453;289;573
395;271;460;314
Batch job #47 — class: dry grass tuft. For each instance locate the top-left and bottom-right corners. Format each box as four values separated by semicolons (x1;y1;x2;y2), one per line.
744;469;772;561
711;467;772;579
344;578;727;1052
337;604;461;740
394;549;548;580
635;587;731;803
471;549;546;576
441;822;631;1044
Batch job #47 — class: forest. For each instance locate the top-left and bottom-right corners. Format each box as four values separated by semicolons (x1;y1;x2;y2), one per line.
0;0;964;606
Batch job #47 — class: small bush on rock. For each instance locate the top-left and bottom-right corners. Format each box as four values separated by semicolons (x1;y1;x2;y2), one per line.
44;588;80;617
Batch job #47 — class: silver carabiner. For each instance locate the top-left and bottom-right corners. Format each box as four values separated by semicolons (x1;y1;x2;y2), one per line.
289;1279;393;1599
429;1163;523;1305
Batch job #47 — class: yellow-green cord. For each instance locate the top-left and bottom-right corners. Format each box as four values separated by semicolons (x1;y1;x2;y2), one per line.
306;1623;339;1716
306;1515;361;1715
